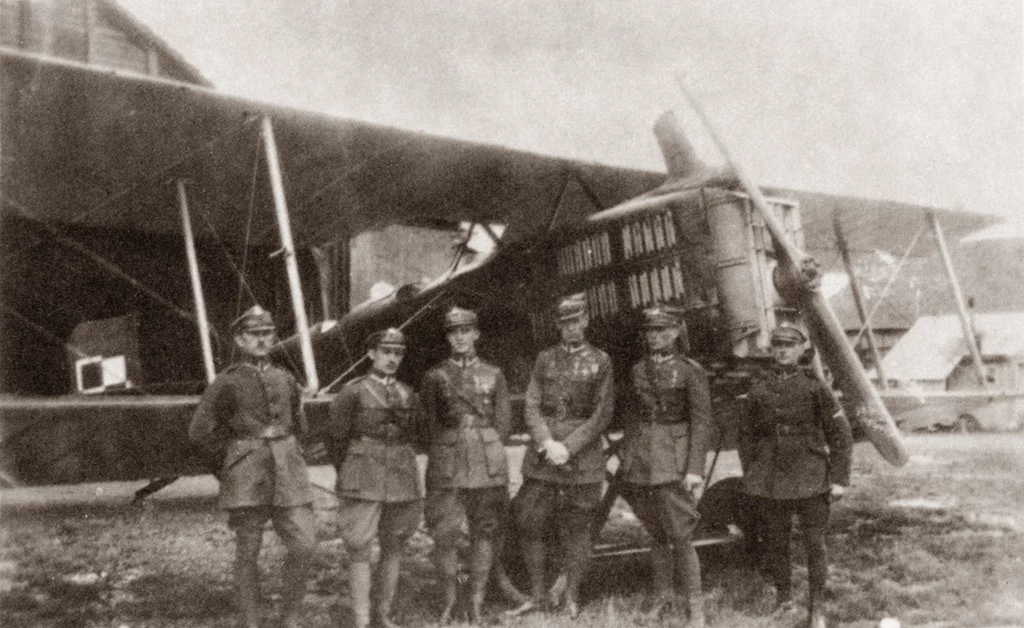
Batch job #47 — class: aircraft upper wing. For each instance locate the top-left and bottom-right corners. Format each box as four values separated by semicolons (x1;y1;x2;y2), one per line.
778;189;1000;259
2;49;999;253
1;49;657;249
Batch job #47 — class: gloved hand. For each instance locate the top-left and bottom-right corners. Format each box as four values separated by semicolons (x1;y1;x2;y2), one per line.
542;439;570;466
684;473;705;501
829;483;846;502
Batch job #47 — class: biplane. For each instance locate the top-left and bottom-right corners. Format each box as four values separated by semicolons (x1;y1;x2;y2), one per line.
0;47;998;515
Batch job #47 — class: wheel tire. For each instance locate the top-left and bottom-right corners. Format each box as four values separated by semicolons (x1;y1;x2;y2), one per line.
696;477;761;568
957;414;982;433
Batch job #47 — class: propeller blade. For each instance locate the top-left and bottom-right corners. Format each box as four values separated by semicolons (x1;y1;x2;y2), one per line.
675;75;909;467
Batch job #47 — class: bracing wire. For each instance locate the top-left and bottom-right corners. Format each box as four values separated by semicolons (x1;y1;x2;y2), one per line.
851;225;925;347
318;290;450;395
234;127;265;321
5;200;201;329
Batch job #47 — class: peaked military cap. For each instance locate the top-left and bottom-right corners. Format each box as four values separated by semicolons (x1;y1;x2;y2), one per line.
444;306;478;329
556;294;588;322
771;321;807;344
641;305;684;329
366;327;407;350
232;305;275;333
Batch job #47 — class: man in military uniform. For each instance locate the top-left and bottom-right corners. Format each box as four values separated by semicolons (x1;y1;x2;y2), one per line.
739;322;853;628
508;295;614;618
324;328;421;628
618;306;712;627
421;306;511;624
189;305;316;628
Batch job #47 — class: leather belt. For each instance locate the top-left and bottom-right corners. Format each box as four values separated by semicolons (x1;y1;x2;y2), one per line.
638;416;690;425
359;426;410;444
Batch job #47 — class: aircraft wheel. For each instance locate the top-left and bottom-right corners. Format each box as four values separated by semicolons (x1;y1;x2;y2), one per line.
957;413;982;433
696;477;761;568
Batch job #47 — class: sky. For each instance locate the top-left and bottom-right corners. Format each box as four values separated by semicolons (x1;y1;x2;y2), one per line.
120;0;1024;227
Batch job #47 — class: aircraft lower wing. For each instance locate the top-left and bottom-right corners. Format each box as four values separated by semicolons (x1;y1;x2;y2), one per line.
881;389;1024;429
0;395;332;487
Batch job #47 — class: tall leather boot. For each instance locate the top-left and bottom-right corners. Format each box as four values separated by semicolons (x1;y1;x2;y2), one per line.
469;539;494;624
505;539;545;617
374;553;403;628
644;544;675;620
563;526;590;618
280;548;310;628
434;547;460;624
806;530;829;628
348;562;372;628
234;532;263;628
677;544;705;628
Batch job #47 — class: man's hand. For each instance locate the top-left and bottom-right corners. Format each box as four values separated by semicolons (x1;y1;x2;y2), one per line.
829;483;846;502
684;473;705;501
542;439;570;466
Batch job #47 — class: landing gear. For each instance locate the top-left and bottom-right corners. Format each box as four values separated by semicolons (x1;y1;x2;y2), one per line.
694;477;760;567
957;413;981;433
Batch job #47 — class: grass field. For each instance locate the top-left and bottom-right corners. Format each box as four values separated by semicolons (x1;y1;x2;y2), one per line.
1;432;1022;628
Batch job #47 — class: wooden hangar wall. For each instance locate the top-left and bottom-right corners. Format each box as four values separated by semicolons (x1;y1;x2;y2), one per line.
0;0;209;86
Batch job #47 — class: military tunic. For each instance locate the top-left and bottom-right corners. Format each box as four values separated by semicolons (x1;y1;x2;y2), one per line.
521;342;614;484
422;356;512;544
618;353;712;545
619;354;713;485
326;373;423;561
189;361;313;510
326;374;422;503
421;357;511;489
739;366;853;601
739;367;852;500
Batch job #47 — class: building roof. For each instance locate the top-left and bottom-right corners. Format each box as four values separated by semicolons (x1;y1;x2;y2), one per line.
100;0;211;86
876;312;1024;382
0;0;211;87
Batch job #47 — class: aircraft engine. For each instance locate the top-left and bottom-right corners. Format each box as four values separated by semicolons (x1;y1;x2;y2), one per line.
658;95;909;467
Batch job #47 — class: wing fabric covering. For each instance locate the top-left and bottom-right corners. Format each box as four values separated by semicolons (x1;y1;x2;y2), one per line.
0;51;658;250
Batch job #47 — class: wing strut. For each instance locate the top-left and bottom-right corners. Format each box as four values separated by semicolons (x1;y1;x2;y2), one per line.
927;212;988;388
261;117;319;392
177;180;216;384
833;212;888;389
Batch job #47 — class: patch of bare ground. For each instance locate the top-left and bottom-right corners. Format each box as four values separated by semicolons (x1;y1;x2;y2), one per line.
2;433;1022;627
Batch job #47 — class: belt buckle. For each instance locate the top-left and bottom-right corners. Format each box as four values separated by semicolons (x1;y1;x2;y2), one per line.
776;424;799;436
259;425;287;439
